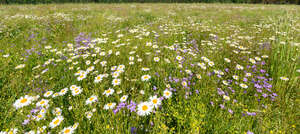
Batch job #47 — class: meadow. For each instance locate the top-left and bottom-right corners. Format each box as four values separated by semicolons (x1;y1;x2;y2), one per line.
0;3;299;134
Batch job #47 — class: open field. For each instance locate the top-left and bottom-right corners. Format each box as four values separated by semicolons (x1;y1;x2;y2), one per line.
0;3;299;134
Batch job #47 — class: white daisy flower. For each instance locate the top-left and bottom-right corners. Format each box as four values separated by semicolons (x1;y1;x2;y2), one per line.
13;95;34;109
153;57;160;62
49;116;64;128
77;72;87;81
240;83;248;88
141;75;151;81
117;65;125;70
85;95;98;105
59;88;68;96
208;61;214;67
100;61;107;66
236;64;244;70
36;99;49;108
141;67;150;71
255;57;261;61
86;66;94;73
15;64;25;69
223;95;230;101
111;72;120;78
176;56;183;61
103;88;114;97
44;91;53;97
71;86;82;96
163;90;172;99
112;79;121;86
232;75;239;80
249;58;256;64
111;66;117;71
104;102;116;110
94;75;104;83
280;77;289;81
129;56;134;61
86;111;93;119
149;95;161;108
6;128;18;134
137;102;153;116
224;58;231;63
60;126;75;134
120;95;128;102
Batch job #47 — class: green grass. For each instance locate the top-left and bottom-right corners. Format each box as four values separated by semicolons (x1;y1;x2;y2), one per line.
0;3;299;134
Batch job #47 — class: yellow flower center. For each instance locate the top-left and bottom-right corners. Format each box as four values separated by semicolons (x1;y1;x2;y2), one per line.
142;105;148;111
152;99;157;104
20;98;28;103
53;119;60;125
89;97;94;101
165;92;170;96
64;129;70;133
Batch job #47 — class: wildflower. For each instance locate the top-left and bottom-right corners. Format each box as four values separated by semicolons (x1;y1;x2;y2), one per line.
94;75;103;83
129;56;134;61
59;88;68;96
149;95;161;108
223;95;230;101
49;116;64;128
103;88;114;97
181;81;188;87
208;61;214;66
249;58;256;64
60;126;75;134
163;90;172;99
118;64;125;70
247;130;254;134
53;108;62;116
112;79;121;86
104;102;116;110
86;66;94;72
176;56;183;61
86;95;98;105
224;58;231;63
86;111;93;119
141;67;150;71
141;75;151;81
280;77;289;81
236;64;244;70
196;74;202;79
71;86;82;96
240;83;248;89
120;95;128;102
77;72;87;81
15;64;25;69
36;99;49;108
44;91;53;97
52;93;59;98
262;55;268;58
153;57;160;62
232;75;239;80
222;80;229;86
100;61;107;66
137;102;153;116
245;73;252;77
13;95;33;109
255;57;261;61
6;128;18;134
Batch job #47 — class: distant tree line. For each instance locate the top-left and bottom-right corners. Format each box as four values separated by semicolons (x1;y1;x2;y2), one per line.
0;0;299;4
